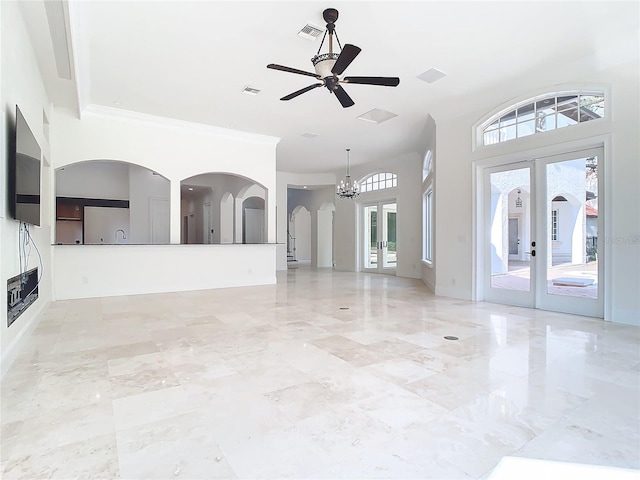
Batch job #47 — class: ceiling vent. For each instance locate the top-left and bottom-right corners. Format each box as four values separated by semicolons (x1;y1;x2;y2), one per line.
417;68;447;84
242;85;261;95
301;132;319;138
357;108;398;124
298;23;324;40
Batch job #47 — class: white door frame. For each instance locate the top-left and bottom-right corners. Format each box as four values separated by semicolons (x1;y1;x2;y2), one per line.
361;199;397;275
475;143;606;318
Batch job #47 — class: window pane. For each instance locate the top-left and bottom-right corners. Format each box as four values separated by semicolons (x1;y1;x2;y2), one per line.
535;98;556;111
517;119;535;138
536;108;556;132
501;125;517;141
517;103;535;122
580;96;604;120
557;96;579;124
557;111;578;128
484;128;501;145
500;110;517;127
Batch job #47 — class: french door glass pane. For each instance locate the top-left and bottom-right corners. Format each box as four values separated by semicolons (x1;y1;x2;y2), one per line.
364;205;377;268
489;168;531;291
383;203;397;268
545;156;598;299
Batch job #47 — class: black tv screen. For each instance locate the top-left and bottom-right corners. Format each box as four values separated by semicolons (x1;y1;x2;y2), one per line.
9;106;41;226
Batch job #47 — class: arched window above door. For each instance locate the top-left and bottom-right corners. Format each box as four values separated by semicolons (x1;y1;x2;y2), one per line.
480;91;605;147
360;172;397;193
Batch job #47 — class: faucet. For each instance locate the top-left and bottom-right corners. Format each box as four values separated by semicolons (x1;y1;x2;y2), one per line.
115;229;127;243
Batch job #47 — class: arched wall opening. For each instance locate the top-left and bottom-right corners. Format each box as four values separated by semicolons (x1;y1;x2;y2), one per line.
181;172;267;244
54;159;170;245
290;205;311;262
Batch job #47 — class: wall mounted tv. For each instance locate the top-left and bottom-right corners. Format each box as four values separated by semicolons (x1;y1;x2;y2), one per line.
9;105;41;226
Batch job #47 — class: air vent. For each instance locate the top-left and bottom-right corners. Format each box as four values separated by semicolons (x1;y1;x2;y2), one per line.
357;109;398;124
301;132;319;138
417;68;447;84
242;85;261;95
298;23;324;40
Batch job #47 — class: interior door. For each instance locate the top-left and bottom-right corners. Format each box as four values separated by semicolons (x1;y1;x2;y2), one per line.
482;147;604;317
363;201;397;274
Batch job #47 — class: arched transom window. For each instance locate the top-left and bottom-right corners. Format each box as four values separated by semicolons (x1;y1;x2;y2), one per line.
360;172;397;193
482;91;605;146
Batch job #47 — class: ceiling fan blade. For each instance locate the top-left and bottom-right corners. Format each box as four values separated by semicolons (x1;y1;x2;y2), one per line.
333;85;355;108
280;83;323;101
331;44;361;75
267;64;321;79
342;76;400;87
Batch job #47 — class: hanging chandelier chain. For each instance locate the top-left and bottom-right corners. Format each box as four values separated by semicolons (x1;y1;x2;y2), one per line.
334;31;343;51
337;148;359;199
346;148;351;176
316;29;328;55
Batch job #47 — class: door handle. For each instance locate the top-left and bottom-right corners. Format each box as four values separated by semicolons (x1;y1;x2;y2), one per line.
526;250;536;257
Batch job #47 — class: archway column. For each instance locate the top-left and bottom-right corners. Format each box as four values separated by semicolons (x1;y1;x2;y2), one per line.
170;179;181;244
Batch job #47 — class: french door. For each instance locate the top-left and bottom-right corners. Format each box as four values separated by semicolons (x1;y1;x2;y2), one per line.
483;147;603;317
363;201;397;274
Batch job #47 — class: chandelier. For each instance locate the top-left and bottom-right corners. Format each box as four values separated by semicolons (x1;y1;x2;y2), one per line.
336;148;359;199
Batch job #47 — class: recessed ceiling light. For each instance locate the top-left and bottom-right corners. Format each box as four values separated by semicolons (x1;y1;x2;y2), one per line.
301;132;319;138
417;68;447;84
298;23;323;40
357;108;398;124
303;186;308;189
242;85;260;95
188;187;194;191
113;101;122;106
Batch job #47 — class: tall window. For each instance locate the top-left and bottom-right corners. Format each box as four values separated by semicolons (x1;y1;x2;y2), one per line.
360;172;397;193
481;92;605;146
424;186;433;262
422;150;434;264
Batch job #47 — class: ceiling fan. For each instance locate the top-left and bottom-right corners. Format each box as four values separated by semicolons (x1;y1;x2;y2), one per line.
267;8;400;108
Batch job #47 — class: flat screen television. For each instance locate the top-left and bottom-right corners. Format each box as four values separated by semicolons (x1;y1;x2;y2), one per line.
9;105;41;226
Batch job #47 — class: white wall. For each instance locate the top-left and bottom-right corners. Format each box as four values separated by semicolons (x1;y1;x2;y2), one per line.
333;152;422;279
317;205;334;268
0;1;53;375
436;61;639;324
84;206;130;244
276;172;335;270
56;161;129;199
129;164;170;244
418;115;437;291
53;244;276;300
52;106;279;244
288;186;336;267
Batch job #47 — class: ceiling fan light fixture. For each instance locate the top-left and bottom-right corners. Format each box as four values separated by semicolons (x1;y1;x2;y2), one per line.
311;52;340;78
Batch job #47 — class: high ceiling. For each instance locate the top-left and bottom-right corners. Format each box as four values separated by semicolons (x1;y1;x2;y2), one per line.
19;1;639;173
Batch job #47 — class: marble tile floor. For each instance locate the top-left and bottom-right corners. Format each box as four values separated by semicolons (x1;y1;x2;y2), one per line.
1;266;639;479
